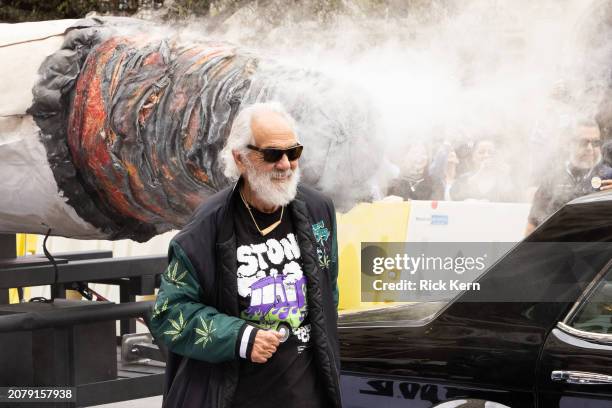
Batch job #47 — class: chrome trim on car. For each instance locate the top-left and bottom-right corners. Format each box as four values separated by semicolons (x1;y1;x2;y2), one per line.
557;321;612;345
551;370;612;385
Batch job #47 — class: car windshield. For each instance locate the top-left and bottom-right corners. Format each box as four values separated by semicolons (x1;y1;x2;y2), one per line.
335;191;612;328
338;241;612;327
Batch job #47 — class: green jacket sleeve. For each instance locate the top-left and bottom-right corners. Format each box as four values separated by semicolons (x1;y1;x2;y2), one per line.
149;247;248;363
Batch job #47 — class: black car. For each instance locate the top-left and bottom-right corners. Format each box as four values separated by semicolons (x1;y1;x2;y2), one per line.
338;192;612;408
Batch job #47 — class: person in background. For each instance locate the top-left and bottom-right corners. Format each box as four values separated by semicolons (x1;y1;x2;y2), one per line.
526;120;612;234
429;142;460;200
450;138;516;202
388;142;444;200
581;140;612;194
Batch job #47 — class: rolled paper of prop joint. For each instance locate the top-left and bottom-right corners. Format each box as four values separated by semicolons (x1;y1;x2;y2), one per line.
0;17;381;241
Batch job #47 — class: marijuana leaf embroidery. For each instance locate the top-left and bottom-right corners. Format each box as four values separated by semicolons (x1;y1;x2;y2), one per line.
164;310;187;341
194;317;216;348
317;247;330;268
164;261;188;287
319;252;330;268
152;298;169;319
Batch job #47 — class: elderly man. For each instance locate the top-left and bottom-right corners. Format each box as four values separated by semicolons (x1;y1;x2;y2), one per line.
149;102;341;408
526;120;609;234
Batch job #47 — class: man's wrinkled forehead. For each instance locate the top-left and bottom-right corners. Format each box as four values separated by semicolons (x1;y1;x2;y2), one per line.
576;125;601;141
251;111;297;148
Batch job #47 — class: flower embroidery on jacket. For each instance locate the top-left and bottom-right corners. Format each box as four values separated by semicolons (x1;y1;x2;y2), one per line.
312;221;330;245
312;220;331;268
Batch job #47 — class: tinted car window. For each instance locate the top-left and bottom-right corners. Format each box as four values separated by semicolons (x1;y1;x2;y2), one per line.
567;266;612;335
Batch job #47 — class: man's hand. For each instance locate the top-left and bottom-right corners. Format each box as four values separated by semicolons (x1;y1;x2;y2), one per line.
250;330;283;363
600;179;612;191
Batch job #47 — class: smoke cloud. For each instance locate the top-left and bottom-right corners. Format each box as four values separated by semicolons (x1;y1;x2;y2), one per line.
168;0;612;201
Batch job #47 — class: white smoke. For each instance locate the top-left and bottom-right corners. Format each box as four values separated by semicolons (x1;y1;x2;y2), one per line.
170;0;612;202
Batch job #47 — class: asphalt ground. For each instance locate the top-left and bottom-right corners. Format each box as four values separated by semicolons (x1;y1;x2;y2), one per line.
91;396;163;407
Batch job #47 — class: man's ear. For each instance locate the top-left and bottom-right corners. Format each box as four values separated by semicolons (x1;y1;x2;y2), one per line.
232;150;246;174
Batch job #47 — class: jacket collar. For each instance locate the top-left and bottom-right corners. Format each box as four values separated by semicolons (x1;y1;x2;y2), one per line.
217;179;241;245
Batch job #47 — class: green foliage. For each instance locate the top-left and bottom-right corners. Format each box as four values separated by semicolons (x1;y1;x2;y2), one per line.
1;0;439;24
167;0;212;19
0;0;137;22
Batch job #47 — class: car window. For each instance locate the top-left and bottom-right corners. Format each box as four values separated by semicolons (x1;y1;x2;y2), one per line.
337;240;522;327
338;241;610;328
566;266;612;335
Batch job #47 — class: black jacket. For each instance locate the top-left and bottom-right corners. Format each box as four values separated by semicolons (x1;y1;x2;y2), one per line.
528;163;590;227
156;182;342;408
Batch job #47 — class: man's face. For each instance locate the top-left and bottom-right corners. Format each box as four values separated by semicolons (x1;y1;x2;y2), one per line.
236;110;301;207
570;126;601;169
472;140;496;168
404;144;428;175
248;111;299;178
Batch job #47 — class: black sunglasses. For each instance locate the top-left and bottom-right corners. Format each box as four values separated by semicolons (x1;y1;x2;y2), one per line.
247;144;304;163
577;139;601;148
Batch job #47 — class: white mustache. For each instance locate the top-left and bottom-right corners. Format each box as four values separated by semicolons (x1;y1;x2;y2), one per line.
271;169;293;179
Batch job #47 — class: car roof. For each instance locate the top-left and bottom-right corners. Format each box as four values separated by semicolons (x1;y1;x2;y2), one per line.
567;189;612;205
528;190;612;243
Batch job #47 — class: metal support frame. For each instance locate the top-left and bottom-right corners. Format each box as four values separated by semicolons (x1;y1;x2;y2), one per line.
0;233;16;259
0;250;164;337
77;371;165;407
0;300;155;333
120;281;137;335
0;233;168;406
0;254;165;288
121;333;166;363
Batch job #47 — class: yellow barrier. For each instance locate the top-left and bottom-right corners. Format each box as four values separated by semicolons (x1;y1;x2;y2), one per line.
336;201;411;311
9;234;38;303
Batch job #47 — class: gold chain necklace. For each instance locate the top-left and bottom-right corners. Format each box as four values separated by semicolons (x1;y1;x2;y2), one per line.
239;189;284;236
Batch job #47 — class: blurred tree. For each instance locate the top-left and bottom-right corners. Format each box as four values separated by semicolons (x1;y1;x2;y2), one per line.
0;0;145;22
0;0;439;24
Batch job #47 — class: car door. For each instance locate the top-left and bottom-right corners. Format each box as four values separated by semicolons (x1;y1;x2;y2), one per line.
338;300;537;408
538;262;612;407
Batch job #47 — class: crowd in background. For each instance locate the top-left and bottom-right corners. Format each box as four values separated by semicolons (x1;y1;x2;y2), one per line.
386;137;517;203
383;118;612;232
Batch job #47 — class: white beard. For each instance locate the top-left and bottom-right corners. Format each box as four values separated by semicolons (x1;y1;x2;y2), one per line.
244;164;301;207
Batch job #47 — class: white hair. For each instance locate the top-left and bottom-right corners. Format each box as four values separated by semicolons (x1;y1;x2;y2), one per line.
220;101;298;180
